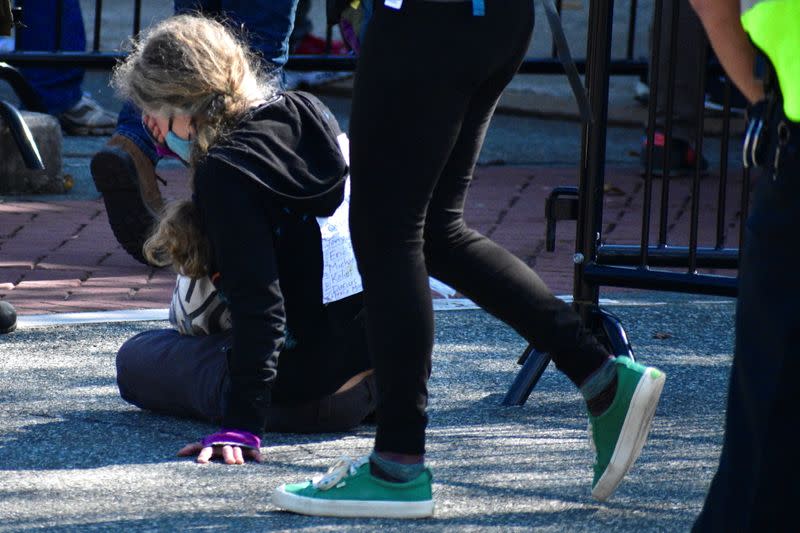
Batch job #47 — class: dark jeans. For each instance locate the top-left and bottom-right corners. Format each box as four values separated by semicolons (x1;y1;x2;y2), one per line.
173;0;299;68
290;0;312;47
116;328;376;433
14;0;85;114
348;0;609;455
693;105;800;530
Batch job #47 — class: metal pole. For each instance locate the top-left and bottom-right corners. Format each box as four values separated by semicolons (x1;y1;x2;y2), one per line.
688;44;708;273
550;0;564;59
573;0;614;321
54;0;63;52
93;0;103;53
640;0;664;267
133;0;142;37
715;78;732;249
626;0;638;60
657;0;681;247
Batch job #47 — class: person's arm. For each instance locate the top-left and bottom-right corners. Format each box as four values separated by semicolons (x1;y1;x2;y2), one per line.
689;0;764;104
181;158;285;463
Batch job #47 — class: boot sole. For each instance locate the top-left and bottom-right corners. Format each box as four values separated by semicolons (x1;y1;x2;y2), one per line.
592;368;666;501
90;148;158;265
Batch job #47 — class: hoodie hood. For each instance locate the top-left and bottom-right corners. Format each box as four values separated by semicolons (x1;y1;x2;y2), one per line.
206;91;348;216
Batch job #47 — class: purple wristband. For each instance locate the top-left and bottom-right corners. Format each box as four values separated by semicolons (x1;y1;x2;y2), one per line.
155;143;179;159
201;429;261;450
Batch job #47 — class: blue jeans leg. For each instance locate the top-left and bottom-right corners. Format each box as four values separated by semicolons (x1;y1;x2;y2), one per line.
290;0;312;48
115;101;159;164
173;0;298;69
14;0;85;114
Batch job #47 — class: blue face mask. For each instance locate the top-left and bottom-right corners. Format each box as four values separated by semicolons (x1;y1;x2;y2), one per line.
165;117;194;164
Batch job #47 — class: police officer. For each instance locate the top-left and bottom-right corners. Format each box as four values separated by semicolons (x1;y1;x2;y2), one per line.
689;0;800;529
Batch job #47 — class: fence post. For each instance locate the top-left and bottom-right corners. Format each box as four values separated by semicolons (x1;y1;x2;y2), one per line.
573;0;614;323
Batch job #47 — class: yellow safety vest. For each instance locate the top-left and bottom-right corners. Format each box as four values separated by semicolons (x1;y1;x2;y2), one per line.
741;0;800;121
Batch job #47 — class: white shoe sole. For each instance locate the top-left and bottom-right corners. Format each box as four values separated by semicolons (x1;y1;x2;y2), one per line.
271;486;434;518
591;368;666;501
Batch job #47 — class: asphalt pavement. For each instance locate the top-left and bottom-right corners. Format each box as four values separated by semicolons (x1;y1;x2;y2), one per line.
0;293;734;532
0;2;744;529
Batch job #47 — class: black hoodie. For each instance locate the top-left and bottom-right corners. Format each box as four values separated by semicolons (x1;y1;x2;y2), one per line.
193;91;355;436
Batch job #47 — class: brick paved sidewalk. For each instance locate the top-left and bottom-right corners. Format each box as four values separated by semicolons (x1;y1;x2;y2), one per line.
0;165;745;315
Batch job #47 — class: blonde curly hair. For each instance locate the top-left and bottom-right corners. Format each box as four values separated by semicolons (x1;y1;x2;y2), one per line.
112;13;274;162
112;14;276;276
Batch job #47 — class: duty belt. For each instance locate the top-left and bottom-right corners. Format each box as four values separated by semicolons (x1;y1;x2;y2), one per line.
743;99;800;170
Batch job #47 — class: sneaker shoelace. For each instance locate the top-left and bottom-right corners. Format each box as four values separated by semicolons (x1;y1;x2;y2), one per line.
312;455;369;490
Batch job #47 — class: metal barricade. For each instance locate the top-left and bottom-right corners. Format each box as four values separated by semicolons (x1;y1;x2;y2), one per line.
504;0;745;405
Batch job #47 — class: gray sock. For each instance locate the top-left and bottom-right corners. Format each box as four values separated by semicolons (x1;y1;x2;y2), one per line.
580;356;617;402
369;451;425;483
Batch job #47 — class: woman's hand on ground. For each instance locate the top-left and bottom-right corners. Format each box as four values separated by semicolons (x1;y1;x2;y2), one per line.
177;441;263;464
177;429;263;464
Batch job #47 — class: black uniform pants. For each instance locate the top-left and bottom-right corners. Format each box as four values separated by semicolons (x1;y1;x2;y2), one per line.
694;103;800;530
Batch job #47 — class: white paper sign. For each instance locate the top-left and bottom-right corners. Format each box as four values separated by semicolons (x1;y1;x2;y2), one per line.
316;136;363;304
316;178;363;305
317;134;458;304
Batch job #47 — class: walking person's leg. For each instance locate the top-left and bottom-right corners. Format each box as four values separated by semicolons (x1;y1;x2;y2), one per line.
420;9;665;505
273;3;507;517
346;2;538;465
424;73;665;502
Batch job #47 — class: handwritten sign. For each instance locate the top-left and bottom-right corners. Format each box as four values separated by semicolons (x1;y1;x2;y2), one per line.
316;135;363;304
316;134;457;304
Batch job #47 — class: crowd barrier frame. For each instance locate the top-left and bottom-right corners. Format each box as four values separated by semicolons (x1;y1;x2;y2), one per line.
503;0;745;405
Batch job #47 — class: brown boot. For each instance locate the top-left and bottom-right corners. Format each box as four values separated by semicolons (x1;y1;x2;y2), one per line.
90;134;163;265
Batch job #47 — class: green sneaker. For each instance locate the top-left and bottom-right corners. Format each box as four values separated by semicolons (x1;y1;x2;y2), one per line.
589;356;666;501
272;456;434;518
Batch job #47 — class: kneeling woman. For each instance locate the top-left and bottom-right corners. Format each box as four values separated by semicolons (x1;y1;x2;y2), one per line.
112;14;374;464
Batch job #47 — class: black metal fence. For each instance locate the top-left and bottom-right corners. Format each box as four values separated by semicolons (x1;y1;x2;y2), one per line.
579;0;743;297
0;1;694;74
503;0;746;405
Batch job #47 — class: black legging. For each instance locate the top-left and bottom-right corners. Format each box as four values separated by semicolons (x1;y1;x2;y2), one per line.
349;0;610;455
